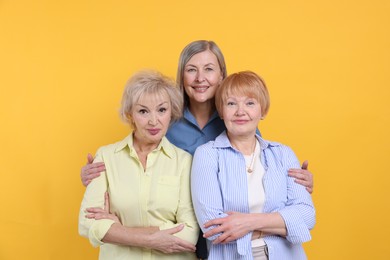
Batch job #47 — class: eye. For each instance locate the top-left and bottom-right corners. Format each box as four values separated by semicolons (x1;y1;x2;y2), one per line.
227;101;236;106
138;109;148;114
186;68;196;72
205;67;214;71
158;107;167;113
247;101;255;106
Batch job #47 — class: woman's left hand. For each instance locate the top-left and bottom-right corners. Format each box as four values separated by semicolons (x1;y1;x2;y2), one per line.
288;160;314;194
203;212;252;244
85;192;120;223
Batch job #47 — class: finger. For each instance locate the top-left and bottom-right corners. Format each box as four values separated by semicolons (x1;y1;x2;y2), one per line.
176;240;196;251
301;160;309;170
94;214;115;220
165;224;184;235
204;219;223;228
204;226;223;238
212;231;230;244
86;207;105;213
82;173;102;186
294;178;310;187
306;186;313;194
222;235;237;244
87;153;94;164
85;164;106;174
104;192;110;213
84;172;102;181
289;171;305;180
85;213;95;219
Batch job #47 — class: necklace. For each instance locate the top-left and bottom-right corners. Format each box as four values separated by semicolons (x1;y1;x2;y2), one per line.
246;140;257;173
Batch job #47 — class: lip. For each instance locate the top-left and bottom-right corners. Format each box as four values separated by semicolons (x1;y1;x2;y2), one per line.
233;120;249;125
191;85;209;93
148;128;160;135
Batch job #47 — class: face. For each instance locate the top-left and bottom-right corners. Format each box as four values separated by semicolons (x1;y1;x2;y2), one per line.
221;94;262;138
183;50;223;105
131;92;172;146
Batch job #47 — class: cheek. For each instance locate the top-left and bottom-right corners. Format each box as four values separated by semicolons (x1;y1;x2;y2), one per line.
160;114;172;125
132;115;146;128
183;73;194;85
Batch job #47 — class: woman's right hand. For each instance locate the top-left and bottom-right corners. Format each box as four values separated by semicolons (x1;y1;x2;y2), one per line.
149;225;196;254
80;153;106;186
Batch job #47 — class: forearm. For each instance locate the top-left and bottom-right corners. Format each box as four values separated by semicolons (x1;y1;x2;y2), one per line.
250;212;287;237
102;223;159;247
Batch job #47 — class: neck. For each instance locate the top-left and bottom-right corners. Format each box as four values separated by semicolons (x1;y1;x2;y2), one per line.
133;133;160;154
188;99;216;129
228;133;257;155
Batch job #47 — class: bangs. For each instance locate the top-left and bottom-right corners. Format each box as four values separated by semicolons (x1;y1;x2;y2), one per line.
222;75;261;101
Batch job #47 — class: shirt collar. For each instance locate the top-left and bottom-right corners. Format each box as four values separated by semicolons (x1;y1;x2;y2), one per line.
114;133;175;159
213;130;280;150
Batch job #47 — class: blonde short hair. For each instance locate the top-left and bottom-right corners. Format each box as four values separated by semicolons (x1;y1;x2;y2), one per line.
215;71;270;118
120;70;183;127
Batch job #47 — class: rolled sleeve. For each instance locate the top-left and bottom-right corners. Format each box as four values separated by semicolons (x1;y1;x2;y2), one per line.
87;219;116;247
279;205;313;244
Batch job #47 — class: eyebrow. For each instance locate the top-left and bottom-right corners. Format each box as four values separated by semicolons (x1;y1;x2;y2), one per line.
185;63;216;67
136;101;169;108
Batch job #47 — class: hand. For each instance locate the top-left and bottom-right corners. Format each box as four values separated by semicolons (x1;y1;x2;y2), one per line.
203;212;252;244
148;225;196;253
80;153;105;186
288;160;314;193
85;192;120;223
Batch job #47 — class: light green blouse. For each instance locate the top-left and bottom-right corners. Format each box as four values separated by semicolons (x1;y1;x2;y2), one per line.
79;133;198;260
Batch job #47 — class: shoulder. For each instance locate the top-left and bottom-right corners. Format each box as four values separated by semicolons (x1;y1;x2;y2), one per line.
260;137;299;167
95;135;130;155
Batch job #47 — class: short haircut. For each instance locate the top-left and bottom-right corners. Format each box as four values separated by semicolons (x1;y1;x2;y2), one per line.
176;40;227;106
120;70;183;127
215;71;270;117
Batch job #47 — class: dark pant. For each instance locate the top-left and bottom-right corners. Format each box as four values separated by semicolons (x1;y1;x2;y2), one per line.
195;230;208;259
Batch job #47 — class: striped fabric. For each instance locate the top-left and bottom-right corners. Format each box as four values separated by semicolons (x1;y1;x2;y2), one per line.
191;131;316;260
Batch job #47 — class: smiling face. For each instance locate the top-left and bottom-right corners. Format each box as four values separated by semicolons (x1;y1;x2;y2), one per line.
131;91;172;146
183;50;223;105
221;94;262;138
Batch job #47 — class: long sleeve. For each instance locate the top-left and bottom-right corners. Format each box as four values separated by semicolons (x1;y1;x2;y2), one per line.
78;149;115;247
191;144;228;241
265;145;316;244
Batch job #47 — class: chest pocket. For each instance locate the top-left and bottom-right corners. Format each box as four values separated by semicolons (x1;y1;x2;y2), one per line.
153;175;181;214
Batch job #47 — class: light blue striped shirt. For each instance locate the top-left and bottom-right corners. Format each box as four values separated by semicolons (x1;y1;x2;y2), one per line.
191;131;316;260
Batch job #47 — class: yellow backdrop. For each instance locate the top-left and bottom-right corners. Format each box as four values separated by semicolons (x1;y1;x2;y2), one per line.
1;0;389;259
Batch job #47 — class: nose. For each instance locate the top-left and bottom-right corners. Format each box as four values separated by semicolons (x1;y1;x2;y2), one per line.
235;104;245;116
148;113;157;125
195;71;205;82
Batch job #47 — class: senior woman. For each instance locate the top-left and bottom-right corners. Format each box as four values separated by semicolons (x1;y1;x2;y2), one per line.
191;71;316;260
78;70;199;259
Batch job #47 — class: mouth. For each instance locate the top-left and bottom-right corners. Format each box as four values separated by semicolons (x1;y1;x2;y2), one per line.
191;86;209;93
148;129;160;135
233;120;249;125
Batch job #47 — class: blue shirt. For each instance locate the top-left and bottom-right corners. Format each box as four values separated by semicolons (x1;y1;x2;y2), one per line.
167;107;260;155
167;107;226;155
191;131;316;260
